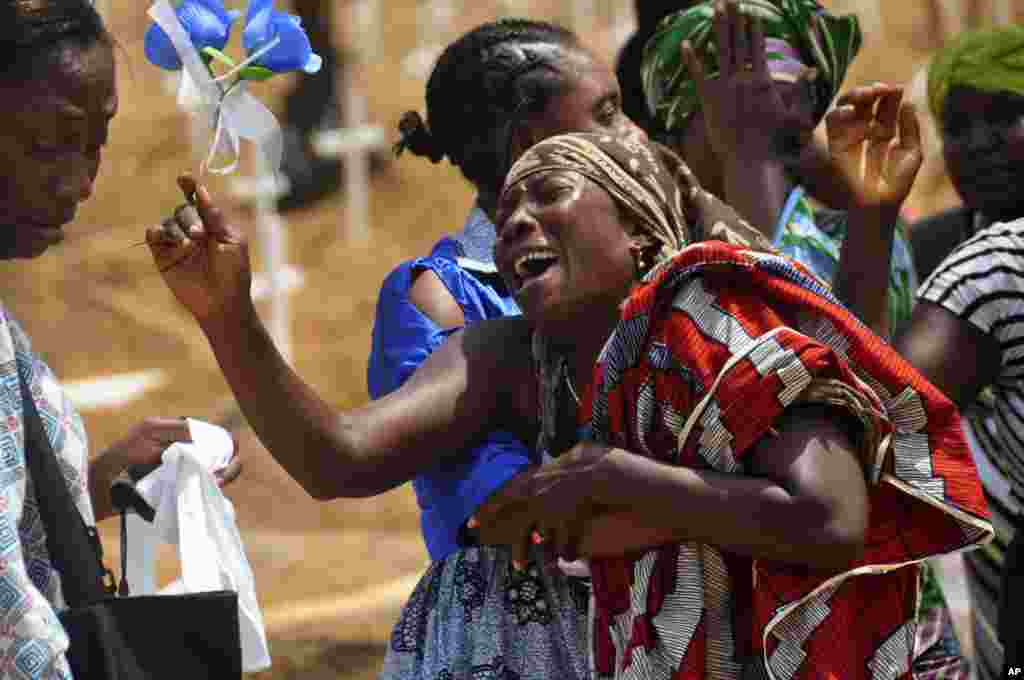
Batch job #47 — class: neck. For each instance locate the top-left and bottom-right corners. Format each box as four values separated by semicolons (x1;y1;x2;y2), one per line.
549;299;623;403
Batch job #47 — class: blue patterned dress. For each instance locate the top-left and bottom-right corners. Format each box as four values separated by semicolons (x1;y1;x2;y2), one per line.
0;305;94;679
368;208;590;679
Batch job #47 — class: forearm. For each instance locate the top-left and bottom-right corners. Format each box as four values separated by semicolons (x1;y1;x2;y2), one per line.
722;156;792;242
584;448;861;569
197;306;518;500
834;205;899;339
198;303;367;499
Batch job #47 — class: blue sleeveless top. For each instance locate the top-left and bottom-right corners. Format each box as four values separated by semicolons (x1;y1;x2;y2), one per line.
367;207;534;561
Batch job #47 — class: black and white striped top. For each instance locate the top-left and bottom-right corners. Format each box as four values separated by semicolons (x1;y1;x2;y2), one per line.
918;216;1024;678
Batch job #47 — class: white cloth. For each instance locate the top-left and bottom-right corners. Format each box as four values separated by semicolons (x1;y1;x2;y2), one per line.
126;418;270;672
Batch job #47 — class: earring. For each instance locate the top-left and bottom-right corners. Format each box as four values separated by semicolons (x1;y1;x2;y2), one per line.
634;248;651;277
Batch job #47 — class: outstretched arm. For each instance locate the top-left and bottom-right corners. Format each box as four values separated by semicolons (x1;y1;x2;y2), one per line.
148;177;534;500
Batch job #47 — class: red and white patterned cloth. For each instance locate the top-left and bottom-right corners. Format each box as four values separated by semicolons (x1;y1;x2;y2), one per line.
576;242;993;680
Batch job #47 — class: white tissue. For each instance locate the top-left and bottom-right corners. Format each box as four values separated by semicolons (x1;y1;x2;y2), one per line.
125;418;270;672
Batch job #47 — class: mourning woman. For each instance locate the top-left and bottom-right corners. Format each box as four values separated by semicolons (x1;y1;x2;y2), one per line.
151;127;989;678
0;1;238;676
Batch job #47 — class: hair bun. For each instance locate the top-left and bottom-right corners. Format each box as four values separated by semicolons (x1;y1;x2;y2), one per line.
394;110;445;162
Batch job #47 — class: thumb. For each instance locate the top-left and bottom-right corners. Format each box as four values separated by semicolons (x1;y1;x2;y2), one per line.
177;175;242;245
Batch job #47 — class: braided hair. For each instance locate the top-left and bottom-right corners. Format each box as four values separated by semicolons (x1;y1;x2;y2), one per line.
0;0;109;82
395;19;581;198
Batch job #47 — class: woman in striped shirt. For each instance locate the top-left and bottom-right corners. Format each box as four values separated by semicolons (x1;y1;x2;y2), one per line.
896;24;1024;679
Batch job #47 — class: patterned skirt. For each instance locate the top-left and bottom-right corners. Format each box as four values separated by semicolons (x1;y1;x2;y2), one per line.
379;545;590;680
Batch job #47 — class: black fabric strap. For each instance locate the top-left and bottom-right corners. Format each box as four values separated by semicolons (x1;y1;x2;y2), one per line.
19;372;111;608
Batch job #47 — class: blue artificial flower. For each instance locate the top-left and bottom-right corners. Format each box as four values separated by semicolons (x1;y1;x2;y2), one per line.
242;0;322;74
145;0;242;71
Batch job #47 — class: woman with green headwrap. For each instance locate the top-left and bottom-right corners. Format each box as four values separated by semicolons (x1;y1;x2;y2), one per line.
641;2;973;677
641;0;922;340
897;24;1024;680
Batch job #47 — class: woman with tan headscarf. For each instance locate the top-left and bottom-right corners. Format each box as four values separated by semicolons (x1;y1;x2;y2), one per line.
148;132;989;679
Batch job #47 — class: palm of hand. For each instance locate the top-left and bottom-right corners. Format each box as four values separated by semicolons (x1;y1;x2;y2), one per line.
826;87;923;211
702;73;808;160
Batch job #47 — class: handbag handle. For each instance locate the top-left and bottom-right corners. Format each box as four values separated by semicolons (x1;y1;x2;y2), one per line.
19;371;113;608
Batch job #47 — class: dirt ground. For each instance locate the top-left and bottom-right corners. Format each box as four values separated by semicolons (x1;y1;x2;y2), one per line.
3;0;1015;676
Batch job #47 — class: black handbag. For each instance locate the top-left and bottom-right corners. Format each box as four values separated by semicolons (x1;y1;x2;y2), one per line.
20;375;243;679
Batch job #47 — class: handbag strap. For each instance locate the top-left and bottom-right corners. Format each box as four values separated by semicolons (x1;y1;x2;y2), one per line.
19;372;112;608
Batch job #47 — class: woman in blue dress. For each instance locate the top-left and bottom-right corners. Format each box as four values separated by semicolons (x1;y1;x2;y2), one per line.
368;19;647;679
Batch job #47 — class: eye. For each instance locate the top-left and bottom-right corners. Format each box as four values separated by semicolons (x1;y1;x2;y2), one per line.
538;181;572;203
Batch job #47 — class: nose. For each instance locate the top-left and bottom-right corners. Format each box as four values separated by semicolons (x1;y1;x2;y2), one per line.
497;202;539;249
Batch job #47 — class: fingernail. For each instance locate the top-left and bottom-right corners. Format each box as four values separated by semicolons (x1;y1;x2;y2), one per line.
198;185;211;203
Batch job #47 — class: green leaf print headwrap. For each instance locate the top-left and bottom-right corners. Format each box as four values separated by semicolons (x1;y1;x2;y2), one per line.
641;0;862;133
927;24;1024;123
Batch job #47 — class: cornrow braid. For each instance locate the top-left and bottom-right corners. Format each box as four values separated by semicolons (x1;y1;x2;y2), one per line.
395;18;581;197
0;0;109;82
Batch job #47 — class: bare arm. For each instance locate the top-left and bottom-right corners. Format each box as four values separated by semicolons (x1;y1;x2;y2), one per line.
200;306;532;499
894;300;1001;407
477;405;868;571
149;177;535;501
408;269;465;329
832;205;901;338
585;404;867;569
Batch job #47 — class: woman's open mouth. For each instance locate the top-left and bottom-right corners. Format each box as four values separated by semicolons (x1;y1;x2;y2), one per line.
512;248;559;292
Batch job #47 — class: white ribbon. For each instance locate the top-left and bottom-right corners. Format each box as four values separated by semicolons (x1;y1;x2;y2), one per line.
148;0;283;177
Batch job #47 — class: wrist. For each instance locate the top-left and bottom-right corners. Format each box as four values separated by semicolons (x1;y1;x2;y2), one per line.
849;202;901;228
198;298;260;344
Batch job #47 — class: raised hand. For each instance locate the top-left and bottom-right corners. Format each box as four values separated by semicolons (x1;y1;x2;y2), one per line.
147;176;253;325
681;0;817;163
825;84;923;211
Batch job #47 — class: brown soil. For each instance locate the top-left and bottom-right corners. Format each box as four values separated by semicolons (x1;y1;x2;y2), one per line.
5;0;1010;676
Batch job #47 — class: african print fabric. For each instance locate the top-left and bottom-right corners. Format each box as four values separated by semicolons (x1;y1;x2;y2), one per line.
641;0;862;132
379;544;591;680
774;186;918;335
566;242;991;679
0;305;93;680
